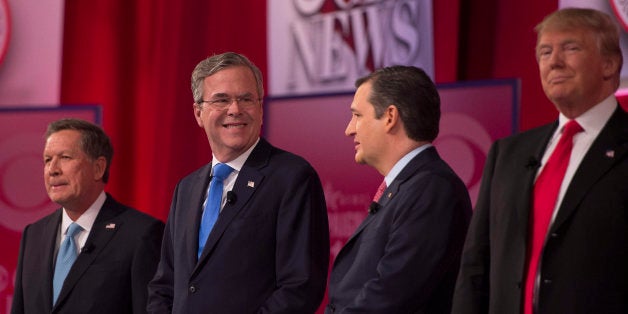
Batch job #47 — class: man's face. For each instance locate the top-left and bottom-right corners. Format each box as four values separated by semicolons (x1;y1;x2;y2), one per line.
44;130;104;211
194;66;263;162
537;27;615;116
345;82;387;168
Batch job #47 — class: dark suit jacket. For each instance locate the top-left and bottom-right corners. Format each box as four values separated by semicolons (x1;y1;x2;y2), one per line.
325;147;472;314
147;138;329;314
452;106;628;314
11;194;164;314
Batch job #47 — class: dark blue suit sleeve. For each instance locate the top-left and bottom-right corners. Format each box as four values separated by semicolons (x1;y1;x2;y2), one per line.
132;218;164;314
340;174;469;313
147;184;180;313
451;142;497;314
11;225;30;314
258;166;330;314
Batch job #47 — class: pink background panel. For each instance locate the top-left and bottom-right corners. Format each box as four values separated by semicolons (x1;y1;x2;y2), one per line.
0;106;100;309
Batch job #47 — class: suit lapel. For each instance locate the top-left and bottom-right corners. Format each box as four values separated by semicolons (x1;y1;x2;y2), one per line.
515;124;557;239
187;164;212;269
194;139;270;274
54;196;123;307
334;211;377;265
334;147;437;265
44;211;63;310
551;107;628;231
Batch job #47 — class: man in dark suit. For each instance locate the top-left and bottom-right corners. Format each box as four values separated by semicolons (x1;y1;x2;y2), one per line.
452;8;628;314
147;52;329;313
324;66;472;313
11;118;164;314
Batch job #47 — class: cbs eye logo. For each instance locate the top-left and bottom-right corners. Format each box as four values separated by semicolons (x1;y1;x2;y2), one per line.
611;0;628;33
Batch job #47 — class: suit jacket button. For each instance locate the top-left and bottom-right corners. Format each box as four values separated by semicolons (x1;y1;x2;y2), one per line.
189;285;197;293
543;279;552;284
550;232;558;238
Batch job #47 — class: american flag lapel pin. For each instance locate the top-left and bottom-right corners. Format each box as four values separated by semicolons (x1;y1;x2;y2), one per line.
247;181;255;188
605;150;615;158
105;223;116;229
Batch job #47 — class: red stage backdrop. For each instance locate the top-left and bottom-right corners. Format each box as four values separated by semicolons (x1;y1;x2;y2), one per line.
5;0;605;313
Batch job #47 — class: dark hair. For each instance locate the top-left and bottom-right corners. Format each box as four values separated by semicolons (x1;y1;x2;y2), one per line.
355;65;440;142
45;118;113;183
191;52;264;104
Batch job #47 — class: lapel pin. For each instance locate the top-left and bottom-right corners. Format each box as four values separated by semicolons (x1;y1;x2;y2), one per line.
605;150;615;158
247;181;255;188
105;223;116;229
387;192;392;198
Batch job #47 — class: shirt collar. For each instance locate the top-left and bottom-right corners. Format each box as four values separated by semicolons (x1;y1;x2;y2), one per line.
384;143;433;186
60;191;105;235
211;138;260;173
558;94;617;135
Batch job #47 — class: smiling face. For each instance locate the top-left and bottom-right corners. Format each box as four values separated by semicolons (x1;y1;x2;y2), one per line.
537;27;617;118
44;130;106;215
345;82;387;170
194;66;263;162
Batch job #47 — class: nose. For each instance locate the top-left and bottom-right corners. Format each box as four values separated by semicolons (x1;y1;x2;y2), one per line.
46;159;61;177
226;100;243;115
345;117;356;137
548;49;564;69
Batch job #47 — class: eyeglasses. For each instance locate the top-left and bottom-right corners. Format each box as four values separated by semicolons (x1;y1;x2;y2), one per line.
198;96;261;110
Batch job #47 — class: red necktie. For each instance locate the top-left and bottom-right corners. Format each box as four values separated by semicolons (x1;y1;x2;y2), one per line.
373;180;387;202
524;120;583;314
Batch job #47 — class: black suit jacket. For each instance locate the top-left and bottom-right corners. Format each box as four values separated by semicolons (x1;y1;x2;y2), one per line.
147;138;330;314
325;147;472;313
452;106;628;314
11;194;164;314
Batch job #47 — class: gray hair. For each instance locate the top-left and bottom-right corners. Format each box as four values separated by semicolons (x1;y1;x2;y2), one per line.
191;52;264;104
45;118;113;183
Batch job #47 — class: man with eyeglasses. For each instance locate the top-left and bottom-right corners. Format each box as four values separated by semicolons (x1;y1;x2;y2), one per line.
147;52;330;314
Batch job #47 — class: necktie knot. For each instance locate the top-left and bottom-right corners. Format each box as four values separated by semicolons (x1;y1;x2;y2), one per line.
66;222;83;238
213;163;234;181
562;120;583;139
373;180;387;202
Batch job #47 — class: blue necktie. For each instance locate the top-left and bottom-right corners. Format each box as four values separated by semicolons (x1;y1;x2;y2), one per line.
198;163;234;258
53;222;83;304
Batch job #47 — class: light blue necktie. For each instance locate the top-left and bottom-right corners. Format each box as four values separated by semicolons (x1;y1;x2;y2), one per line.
198;163;233;258
52;222;83;304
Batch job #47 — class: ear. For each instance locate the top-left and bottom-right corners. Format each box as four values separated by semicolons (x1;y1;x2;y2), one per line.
602;55;621;79
93;156;107;181
259;101;264;126
193;103;204;127
383;105;399;132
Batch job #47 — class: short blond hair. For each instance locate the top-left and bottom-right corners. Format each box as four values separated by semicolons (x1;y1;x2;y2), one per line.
535;7;623;85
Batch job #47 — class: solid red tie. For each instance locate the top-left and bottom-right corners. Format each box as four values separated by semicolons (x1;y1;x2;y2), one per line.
372;180;387;202
524;120;583;314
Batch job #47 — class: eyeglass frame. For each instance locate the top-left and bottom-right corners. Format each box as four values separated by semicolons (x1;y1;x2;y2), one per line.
196;94;262;110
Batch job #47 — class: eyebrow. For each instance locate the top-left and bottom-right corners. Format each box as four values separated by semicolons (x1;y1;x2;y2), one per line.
209;93;230;99
538;38;581;48
209;92;255;99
